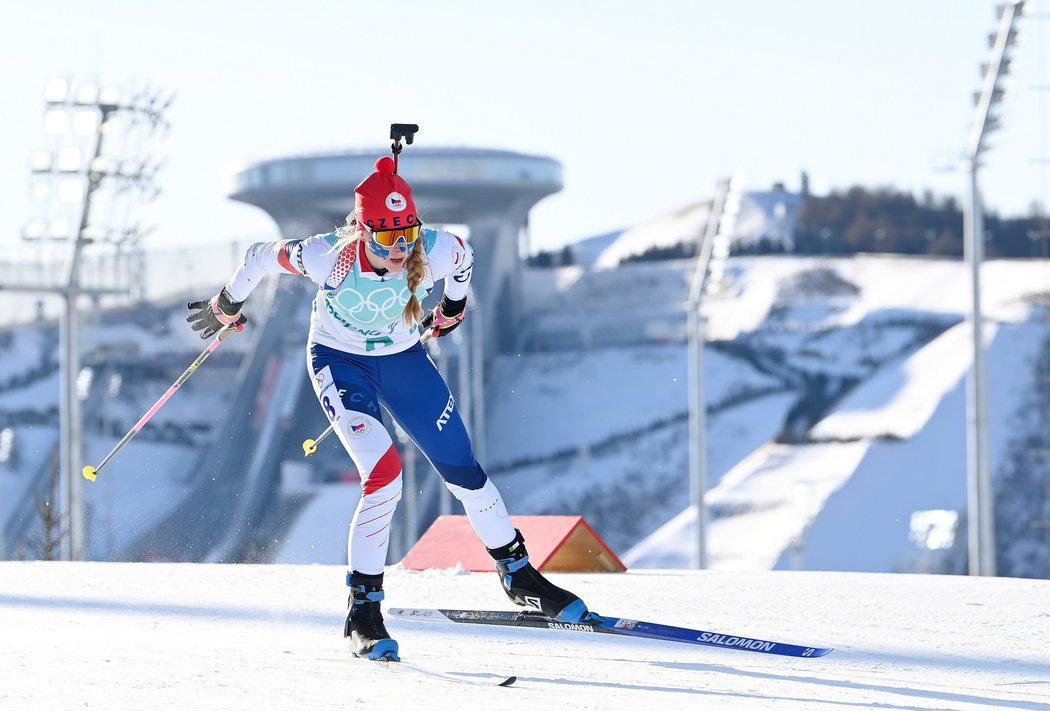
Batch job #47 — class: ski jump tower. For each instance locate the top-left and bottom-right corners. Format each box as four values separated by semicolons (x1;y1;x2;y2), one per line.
226;147;562;354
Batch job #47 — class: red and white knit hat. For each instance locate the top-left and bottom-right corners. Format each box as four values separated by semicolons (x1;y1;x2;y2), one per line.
354;156;418;231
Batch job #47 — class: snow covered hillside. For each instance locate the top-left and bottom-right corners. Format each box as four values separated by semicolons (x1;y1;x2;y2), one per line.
591;187;802;269
3;238;1049;577
0;300;252;561
492;255;1050;575
2;252;1050;575
2;562;1048;710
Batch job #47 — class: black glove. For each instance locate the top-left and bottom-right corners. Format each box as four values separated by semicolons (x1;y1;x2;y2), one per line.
420;296;466;338
186;288;247;339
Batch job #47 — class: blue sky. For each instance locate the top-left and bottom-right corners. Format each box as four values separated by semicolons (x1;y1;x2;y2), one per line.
0;1;1045;256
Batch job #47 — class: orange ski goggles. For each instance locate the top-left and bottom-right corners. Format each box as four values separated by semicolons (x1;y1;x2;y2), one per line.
369;224;422;248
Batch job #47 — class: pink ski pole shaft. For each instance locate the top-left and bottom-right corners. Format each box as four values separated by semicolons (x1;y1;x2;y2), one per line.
83;324;240;481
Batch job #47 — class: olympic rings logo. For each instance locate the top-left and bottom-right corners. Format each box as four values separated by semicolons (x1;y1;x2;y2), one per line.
330;286;410;324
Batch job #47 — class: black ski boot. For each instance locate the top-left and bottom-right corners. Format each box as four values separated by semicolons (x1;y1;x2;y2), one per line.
487;529;592;623
343;571;399;660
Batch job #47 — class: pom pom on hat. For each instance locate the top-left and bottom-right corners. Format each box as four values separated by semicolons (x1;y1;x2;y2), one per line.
355;156;418;230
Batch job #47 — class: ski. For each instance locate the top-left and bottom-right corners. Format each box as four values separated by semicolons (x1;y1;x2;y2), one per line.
369;657;517;687
388;608;833;659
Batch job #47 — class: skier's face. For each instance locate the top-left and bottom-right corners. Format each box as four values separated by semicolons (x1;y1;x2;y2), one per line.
361;225;417;273
367;238;411;270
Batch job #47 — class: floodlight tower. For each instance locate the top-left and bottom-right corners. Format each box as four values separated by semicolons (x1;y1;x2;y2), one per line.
14;78;171;560
963;0;1026;577
686;176;736;569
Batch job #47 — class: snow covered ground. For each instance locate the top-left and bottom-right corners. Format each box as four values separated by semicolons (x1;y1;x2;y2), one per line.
1;561;1048;710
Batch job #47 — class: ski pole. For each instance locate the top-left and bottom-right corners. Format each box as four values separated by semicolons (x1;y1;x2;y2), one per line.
302;330;433;457
82;323;241;482
302;418;337;456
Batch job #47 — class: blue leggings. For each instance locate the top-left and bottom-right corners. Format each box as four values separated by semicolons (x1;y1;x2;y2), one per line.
309;341;486;490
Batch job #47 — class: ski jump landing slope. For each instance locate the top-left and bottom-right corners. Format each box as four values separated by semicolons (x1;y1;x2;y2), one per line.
1;562;1048;710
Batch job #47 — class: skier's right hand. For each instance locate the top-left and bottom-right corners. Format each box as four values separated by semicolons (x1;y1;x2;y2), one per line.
186;288;247;339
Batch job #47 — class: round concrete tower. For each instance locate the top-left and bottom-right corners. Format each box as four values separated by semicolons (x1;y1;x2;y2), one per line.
226;146;562;354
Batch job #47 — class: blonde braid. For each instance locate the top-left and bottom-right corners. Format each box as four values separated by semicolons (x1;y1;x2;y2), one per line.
403;241;427;325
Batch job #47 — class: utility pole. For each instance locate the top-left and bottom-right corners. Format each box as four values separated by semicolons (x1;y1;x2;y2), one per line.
962;1;1026;576
686;177;736;569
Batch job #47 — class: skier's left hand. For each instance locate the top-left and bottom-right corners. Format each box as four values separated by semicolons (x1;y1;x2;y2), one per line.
421;296;466;338
187;288;247;339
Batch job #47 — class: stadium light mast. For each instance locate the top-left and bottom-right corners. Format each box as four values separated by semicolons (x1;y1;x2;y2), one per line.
686;177;735;569
13;78;171;561
963;0;1025;577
